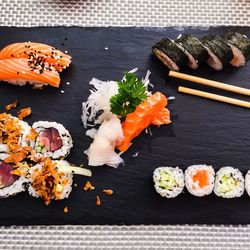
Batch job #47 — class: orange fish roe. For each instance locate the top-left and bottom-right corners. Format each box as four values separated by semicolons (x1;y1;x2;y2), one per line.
96;195;101;206
64;206;69;213
83;181;95;191
17;107;32;120
31;158;67;205
5;100;18;111
102;189;113;195
192;170;209;188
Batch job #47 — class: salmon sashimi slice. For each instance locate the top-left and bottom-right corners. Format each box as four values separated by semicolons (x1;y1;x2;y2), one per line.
0;42;71;72
117;92;171;152
0;58;60;88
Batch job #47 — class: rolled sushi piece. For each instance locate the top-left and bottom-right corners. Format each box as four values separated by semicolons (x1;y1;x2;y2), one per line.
202;35;234;70
28;159;73;205
175;34;208;69
32;121;73;159
152;38;188;71
0;113;33;160
185;164;215;197
214;167;244;198
153;166;184;198
0;160;28;197
224;32;250;67
245;170;250;196
27;159;92;205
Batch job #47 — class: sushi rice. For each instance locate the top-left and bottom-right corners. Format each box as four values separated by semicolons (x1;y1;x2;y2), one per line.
245;170;250;197
153;166;184;198
185;164;215;197
214;167;244;198
32;121;73;159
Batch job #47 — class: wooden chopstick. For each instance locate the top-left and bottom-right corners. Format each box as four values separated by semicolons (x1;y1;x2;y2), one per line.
178;86;250;108
169;71;250;96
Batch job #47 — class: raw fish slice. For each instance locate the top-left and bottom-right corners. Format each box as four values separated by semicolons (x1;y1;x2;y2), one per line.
0;42;71;72
117;92;171;152
0;58;60;88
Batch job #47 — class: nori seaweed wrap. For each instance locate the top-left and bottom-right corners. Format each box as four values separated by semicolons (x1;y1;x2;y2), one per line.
202;35;234;70
175;34;208;69
152;38;188;71
224;32;250;67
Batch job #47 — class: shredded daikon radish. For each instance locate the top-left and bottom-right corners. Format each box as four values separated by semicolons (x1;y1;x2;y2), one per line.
81;69;153;128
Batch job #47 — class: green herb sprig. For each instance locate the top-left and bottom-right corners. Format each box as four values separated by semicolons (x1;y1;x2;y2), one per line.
110;72;147;120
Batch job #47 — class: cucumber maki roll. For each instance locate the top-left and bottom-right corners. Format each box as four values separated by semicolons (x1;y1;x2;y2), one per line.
245;170;250;197
175;34;208;69
152;38;188;71
185;164;215;197
153;166;184;198
202;35;234;70
224;32;250;67
214;167;244;198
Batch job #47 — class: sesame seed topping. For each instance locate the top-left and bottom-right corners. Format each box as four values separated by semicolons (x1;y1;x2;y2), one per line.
60;90;65;94
104;47;109;50
66;82;70;85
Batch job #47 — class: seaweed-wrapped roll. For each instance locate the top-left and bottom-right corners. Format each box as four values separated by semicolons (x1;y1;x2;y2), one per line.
202;35;234;70
153;166;184;198
152;38;188;71
175;34;208;69
224;32;250;67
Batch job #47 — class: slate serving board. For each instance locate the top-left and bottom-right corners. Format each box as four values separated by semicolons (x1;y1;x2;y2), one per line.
0;26;250;225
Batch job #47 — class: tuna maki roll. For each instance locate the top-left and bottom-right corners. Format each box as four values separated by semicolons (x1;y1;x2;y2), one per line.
152;38;188;71
175;34;208;69
0;161;28;197
185;164;215;197
153;166;184;198
214;167;244;198
32;121;73;159
202;35;234;70
224;32;250;67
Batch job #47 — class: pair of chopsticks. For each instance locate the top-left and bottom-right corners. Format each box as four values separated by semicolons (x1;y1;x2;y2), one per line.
169;71;250;109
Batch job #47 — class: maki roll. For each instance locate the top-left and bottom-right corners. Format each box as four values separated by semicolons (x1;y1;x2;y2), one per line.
224;32;250;67
185;164;215;197
32;121;73;159
202;35;234;70
0;160;28;197
214;167;244;198
245;170;250;197
0;113;33;160
153;166;184;198
152;38;188;71
28;159;73;205
175;34;208;69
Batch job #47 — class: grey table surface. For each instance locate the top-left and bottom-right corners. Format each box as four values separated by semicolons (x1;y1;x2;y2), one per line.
1;0;250;249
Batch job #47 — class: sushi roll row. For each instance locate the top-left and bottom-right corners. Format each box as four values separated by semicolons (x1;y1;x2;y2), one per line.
152;32;250;71
153;165;249;199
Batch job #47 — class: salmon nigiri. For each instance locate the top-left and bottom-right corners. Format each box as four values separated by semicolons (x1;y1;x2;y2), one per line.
117;92;171;152
0;58;60;88
0;42;71;72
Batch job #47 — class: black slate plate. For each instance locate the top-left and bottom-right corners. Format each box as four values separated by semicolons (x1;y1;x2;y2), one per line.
0;26;250;225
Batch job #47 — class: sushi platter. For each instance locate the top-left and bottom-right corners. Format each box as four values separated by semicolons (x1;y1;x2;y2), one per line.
0;26;250;225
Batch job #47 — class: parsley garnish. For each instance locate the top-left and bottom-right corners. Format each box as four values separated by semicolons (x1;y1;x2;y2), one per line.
110;72;147;120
